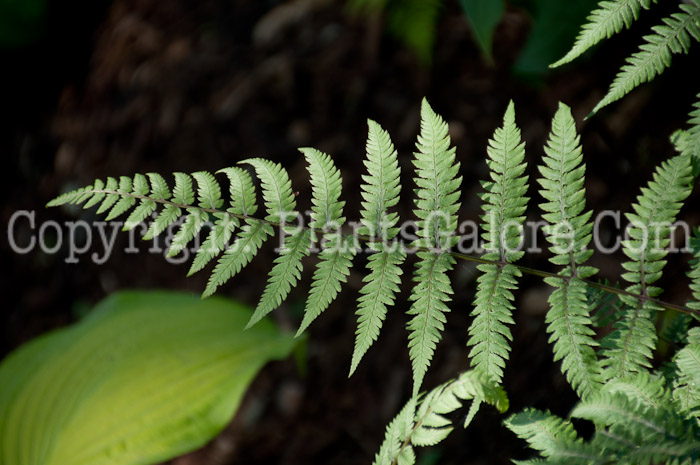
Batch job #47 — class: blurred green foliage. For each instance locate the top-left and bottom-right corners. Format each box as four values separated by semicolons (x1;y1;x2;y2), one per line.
459;0;505;62
348;0;597;74
0;290;299;465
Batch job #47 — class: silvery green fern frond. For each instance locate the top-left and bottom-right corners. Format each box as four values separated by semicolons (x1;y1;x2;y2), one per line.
553;0;700;117
551;0;657;68
537;103;602;399
467;100;528;385
47;99;700;441
590;0;700;115
297;148;356;336
406;98;462;395
508;387;700;464
600;154;693;379
350;120;405;376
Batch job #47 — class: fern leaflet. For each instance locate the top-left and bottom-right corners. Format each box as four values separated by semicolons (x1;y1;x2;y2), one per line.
248;229;312;328
551;0;657;68
601;154;693;379
538;103;602;399
673;342;700;417
467;100;528;385
602;371;669;409
350;120;405;375
505;409;593;460
509;387;700;464
406;98;462;395
297;148;356;336
590;0;700;115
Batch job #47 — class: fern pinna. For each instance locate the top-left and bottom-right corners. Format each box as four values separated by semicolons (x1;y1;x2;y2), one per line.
49;98;700;464
551;0;700;116
466;101;527;385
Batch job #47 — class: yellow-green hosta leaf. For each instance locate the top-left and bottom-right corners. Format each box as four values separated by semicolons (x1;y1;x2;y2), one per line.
0;290;298;465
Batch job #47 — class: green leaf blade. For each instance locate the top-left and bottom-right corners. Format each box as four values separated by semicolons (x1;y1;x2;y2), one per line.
0;291;297;465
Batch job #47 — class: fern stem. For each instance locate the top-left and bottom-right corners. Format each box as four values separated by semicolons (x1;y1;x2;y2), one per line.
77;188;697;317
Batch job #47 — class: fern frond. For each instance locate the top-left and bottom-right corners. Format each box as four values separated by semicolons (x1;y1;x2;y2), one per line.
81;178;106;209
407;98;462;395
350;120;405;376
168;209;207;258
407;252;456;396
602;371;670;408
191;171;222;210
505;409;596;461
373;370;508;465
189;167;262;277
572;391;687;442
218;167;258;216
551;0;657;68
538;103;602;399
509;390;700;464
143;200;182;241
601;154;693;379
468;100;528;385
590;0;700;115
673;342;700;416
296;148;356;336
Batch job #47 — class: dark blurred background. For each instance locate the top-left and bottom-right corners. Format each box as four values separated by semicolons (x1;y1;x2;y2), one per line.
1;0;699;463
